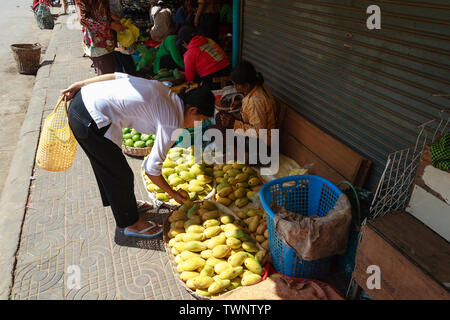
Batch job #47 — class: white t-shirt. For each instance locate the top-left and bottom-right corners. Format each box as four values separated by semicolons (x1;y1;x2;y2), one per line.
80;73;184;176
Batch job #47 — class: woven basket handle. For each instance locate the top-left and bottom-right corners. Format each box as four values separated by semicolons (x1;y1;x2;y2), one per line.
50;95;70;116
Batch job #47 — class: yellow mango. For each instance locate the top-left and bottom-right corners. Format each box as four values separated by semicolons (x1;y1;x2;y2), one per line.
186;225;205;234
225;229;245;239
186;278;197;290
193;276;214;290
183;241;207;252
226;237;242;250
182;257;206;271
241;274;262;286
218;266;243;280
200;264;214;277
219;214;235;224
208;279;230;294
203;219;220;229
207;234;227;249
200;249;213;259
195;289;211;297
244;258;263;275
228;252;248;267
242;241;259;253
204;226;222;239
212;245;231;259
206;256;224;267
168;228;185;239
174;242;185;253
214;261;232;274
182;233;204;242
180;271;200;282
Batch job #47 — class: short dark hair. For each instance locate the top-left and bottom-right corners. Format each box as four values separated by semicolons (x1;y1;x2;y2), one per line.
231;60;264;87
178;86;215;118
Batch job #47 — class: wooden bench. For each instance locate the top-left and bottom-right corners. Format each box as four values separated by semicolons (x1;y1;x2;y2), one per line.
276;99;372;188
353;211;450;300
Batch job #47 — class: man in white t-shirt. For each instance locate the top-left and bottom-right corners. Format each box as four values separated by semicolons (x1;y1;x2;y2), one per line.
62;73;214;239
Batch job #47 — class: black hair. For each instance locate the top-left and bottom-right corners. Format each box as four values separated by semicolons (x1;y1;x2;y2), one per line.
178;86;215;118
231;60;264;87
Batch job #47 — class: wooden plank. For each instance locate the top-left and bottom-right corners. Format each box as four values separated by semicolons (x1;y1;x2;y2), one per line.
353;224;450;300
368;211;450;286
280;132;346;185
282;107;368;183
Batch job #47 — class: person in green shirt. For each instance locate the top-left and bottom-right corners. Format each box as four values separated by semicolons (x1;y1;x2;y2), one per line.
153;34;185;74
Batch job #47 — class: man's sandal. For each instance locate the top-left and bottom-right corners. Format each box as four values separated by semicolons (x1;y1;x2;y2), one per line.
124;221;163;239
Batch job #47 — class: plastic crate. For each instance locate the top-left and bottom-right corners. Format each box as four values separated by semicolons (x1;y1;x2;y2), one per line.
259;175;342;279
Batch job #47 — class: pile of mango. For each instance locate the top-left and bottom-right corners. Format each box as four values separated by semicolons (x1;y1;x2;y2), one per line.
213;162;263;208
143;147;214;205
235;207;269;251
168;201;268;297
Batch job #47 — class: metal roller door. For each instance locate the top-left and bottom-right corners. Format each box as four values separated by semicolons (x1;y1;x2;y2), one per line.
241;0;450;189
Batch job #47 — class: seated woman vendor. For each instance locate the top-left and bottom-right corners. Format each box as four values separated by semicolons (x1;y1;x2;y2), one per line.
177;25;231;89
153;31;185;74
217;61;277;163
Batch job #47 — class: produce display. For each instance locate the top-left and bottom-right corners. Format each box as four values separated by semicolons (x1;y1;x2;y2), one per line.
213;163;263;208
122;128;155;148
153;68;184;82
143;147;214;205
167;201;269;297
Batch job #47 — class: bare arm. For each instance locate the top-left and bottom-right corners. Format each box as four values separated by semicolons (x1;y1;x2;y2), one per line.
60;73;118;99
146;174;189;204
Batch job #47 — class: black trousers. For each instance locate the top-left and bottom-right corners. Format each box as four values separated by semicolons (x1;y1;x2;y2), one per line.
68;91;139;228
114;51;137;76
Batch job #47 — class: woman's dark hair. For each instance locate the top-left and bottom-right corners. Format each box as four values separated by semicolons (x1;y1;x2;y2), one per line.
231;60;264;87
80;0;111;20
178;86;215;117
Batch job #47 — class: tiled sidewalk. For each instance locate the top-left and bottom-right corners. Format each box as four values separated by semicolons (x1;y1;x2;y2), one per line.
11;14;193;300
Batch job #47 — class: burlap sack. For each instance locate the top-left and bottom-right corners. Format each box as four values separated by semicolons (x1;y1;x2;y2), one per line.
273;193;352;261
213;276;343;300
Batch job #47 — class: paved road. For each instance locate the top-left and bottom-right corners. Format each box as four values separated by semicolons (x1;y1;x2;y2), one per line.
0;0;53;196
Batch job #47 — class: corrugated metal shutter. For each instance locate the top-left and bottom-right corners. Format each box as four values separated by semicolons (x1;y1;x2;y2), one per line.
241;0;450;189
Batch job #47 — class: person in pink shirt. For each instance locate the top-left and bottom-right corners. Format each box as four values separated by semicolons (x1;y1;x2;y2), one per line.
177;25;231;89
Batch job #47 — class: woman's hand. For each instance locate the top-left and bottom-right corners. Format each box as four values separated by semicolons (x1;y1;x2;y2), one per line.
60;82;82;100
172;189;190;205
111;21;127;33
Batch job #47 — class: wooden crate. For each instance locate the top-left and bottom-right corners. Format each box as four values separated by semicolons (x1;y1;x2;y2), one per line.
353;211;450;300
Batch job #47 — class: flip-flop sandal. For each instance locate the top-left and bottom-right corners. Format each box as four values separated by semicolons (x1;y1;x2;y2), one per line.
136;200;153;213
124;221;163;239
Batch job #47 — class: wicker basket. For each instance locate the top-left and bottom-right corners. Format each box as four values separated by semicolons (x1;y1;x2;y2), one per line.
122;144;152;157
11;43;41;75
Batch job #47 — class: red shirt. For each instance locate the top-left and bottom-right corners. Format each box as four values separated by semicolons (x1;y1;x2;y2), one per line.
183;35;230;82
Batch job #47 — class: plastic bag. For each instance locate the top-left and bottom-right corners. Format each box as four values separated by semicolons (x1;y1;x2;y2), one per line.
34;3;54;30
117;18;140;47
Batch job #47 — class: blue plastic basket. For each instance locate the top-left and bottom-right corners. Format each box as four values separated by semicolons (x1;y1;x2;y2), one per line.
259;175;343;279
